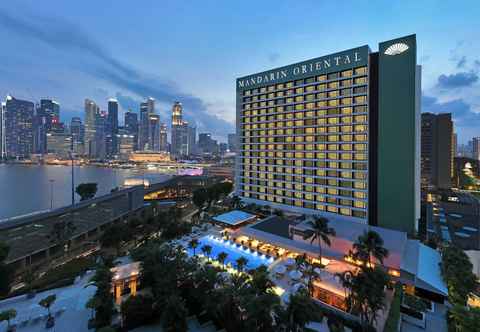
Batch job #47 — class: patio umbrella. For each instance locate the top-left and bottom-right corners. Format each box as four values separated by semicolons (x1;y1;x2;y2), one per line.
285;258;296;266
289;270;302;280
292;283;306;293
274;265;287;274
314;267;322;275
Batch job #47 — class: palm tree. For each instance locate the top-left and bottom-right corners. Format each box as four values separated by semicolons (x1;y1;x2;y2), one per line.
352;230;389;268
0;309;17;332
236;256;248;273
250;265;275;295
39;294;56;328
201;244;212;261
217;251;228;269
308;216;335;266
336;270;354;312
162;295;188;332
277;288;318;332
188;238;199;256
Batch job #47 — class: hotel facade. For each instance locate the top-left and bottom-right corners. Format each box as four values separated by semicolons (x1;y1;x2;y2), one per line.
235;35;421;234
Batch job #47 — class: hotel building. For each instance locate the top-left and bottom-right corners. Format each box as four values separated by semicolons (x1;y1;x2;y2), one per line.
235;35;421;234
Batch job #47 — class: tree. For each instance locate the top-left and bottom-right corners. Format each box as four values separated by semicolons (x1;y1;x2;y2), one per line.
39;294;57;327
121;294;155;330
88;266;114;328
250;265;275;295
201;244;212;261
162;295;188;332
188;238;199;256
277;288;318;332
449;304;480;331
346;267;390;327
231;195;243;209
192;188;208;210
75;183;98;201
351;230;389;268
49;219;76;253
245;292;280;332
0;309;17;332
441;245;477;306
307;216;336;266
217;251;228;269
100;223;128;256
236;256;248;273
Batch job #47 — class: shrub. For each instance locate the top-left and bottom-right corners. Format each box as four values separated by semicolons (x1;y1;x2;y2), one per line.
383;283;402;332
121;294;155;330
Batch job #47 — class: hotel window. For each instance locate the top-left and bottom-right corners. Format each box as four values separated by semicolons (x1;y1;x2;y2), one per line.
354;181;367;189
328;81;339;89
295;79;304;86
328;90;339;98
341;79;352;87
353;86;367;94
341;69;353;77
328;99;339;107
327;206;338;213
276;83;284;89
306;85;315;92
295;87;304;94
286;82;294;88
354;77;367;85
317;75;327;82
354;66;367;75
354;96;367;104
341;98;352;105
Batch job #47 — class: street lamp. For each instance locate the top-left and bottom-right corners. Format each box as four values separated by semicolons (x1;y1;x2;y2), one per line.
49;179;55;210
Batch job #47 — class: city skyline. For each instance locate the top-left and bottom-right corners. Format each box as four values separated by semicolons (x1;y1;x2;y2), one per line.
0;1;479;143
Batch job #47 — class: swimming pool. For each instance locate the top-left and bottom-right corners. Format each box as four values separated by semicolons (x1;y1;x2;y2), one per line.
186;235;274;270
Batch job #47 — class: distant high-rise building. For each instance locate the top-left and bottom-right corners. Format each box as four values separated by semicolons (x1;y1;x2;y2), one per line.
124;110;138;150
473;137;480;161
106;98;119;156
421;113;453;189
147;113;160;151
117;127;135;159
95;111;107;159
171;102;195;157
139;97;155;150
84;99;99;158
228;133;237;152
198;133;218;154
219;142;228;154
46;132;72;158
4;95;35;159
0;102;5;159
159;123;168;152
70;117;84;155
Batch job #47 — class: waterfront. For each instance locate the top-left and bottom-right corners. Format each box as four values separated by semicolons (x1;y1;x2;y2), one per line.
0;164;171;220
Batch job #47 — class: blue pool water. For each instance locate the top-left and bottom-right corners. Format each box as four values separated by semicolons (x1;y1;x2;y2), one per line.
186;235;274;270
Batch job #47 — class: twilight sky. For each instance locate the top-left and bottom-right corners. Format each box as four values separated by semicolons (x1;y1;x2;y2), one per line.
0;0;479;143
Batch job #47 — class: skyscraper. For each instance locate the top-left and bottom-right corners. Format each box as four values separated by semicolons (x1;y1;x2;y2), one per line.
421;113;453;189
4;95;35;159
147;113;160;151
473;137;480;161
0;102;5;160
171;101;195;157
84;98;99;157
139;97;155;151
106;98;119;156
235;35;420;234
34;99;61;154
159;123;168;152
124;110;138;150
70;117;84;155
228;133;237;152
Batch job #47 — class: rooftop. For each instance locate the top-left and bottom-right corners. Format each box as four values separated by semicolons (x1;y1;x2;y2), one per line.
212;210;256;226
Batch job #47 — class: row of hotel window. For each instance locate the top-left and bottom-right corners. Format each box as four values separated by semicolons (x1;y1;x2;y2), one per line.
243;115;367;127
244;126;368;137
241;158;368;170
243;105;367;118
241;177;367;191
241;168;366;180
243;94;368;110
240;179;367;195
242;85;367;104
244;142;367;151
242;151;368;161
243;133;367;143
242;67;369;96
240;192;367;218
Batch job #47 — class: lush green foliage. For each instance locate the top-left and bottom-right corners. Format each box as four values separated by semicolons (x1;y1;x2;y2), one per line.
383;284;402;332
0;309;17;328
133;241;319;332
89;265;114;329
440;245;477;306
39;294;56;317
448;305;480;331
75;182;98;201
121;294;156;330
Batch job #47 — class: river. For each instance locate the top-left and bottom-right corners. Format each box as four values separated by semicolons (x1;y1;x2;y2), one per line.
0;164;172;220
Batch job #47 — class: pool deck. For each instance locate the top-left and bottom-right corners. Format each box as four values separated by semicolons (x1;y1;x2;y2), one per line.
0;271;97;332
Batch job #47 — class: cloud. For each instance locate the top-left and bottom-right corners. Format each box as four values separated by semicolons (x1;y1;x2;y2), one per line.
456;56;467;68
0;8;234;139
436;71;478;89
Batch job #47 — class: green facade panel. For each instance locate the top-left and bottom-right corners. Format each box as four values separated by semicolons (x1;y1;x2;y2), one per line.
377;35;418;234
